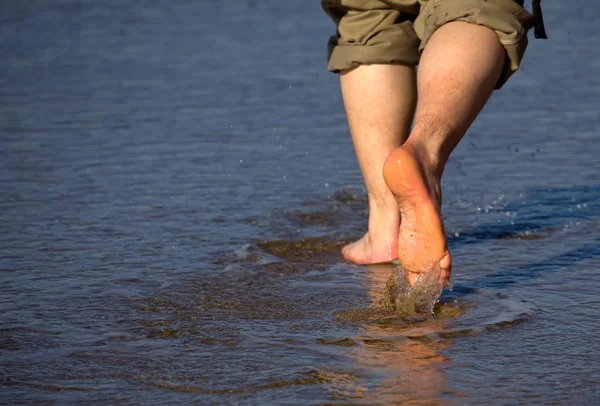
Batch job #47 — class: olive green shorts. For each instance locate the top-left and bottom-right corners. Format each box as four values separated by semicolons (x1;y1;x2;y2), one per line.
322;0;537;88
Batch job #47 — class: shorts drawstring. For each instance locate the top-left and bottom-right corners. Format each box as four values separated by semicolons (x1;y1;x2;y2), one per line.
532;0;547;39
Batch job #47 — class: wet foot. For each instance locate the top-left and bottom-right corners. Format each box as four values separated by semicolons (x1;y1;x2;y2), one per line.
341;210;399;264
383;143;451;286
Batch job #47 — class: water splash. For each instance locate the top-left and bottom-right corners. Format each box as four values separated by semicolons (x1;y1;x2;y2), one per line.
384;262;447;315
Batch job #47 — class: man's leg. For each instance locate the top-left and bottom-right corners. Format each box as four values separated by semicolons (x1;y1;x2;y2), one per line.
383;21;506;285
340;63;417;264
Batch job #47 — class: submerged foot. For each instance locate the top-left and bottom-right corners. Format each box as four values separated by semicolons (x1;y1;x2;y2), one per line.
383;143;451;287
341;210;399;264
342;231;397;265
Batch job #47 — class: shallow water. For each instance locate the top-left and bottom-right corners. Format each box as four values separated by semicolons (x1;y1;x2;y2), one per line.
1;0;600;404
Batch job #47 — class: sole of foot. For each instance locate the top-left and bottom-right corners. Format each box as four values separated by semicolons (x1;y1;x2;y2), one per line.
383;144;451;287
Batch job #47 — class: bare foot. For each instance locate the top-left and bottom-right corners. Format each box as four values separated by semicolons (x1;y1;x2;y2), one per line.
383;143;452;286
341;209;399;264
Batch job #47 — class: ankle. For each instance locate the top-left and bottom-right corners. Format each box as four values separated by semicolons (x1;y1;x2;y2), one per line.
400;140;445;205
404;138;445;178
367;190;397;213
366;196;399;234
406;119;457;173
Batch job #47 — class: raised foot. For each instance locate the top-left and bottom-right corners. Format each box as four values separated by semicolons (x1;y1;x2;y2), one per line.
383;144;452;286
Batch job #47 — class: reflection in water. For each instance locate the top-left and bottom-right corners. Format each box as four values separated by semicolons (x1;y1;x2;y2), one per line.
253;237;537;402
351;264;454;403
333;260;537;403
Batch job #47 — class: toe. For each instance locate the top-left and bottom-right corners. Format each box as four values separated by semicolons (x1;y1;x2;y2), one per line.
439;252;452;287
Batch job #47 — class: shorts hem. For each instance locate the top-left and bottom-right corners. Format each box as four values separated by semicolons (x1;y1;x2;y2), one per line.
327;40;420;73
